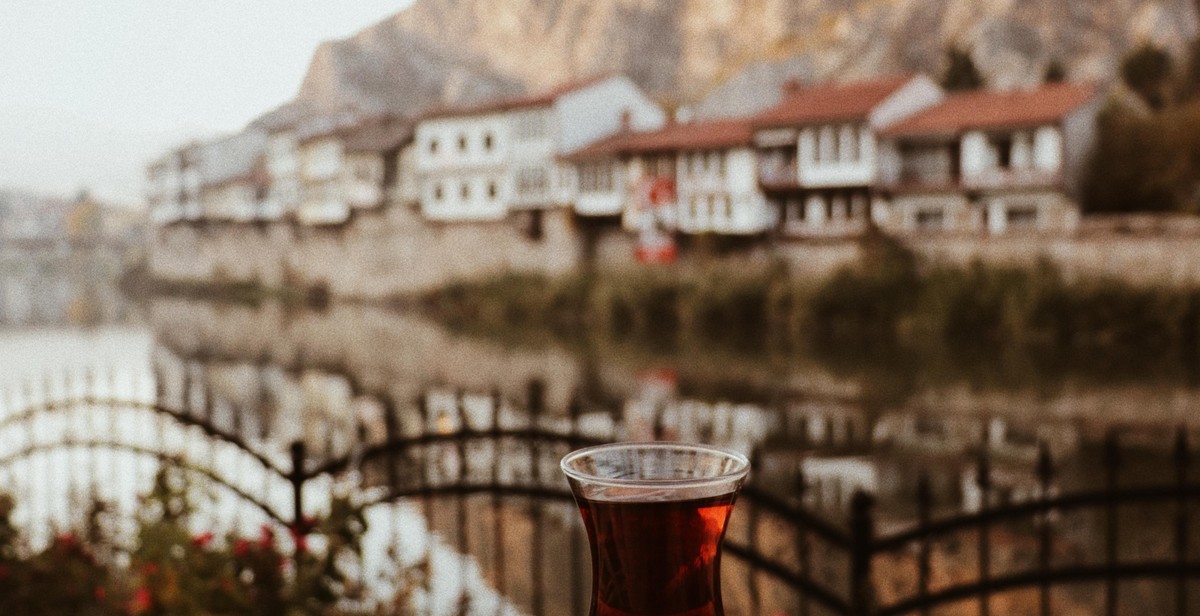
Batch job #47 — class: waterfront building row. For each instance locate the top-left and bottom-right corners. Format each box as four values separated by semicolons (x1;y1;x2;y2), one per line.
146;73;1101;242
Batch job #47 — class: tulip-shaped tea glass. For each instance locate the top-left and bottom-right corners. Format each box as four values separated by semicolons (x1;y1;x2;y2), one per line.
561;442;751;616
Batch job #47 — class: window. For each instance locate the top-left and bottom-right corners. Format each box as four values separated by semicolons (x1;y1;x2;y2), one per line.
433;183;443;201
789;199;806;222
525;210;544;241
844;125;860;162
723;196;733;220
516;167;549;196
1006;205;1038;227
429;139;439;155
458;134;468;152
993;135;1014;169
706;195;716;220
487;181;497;199
850;193;868;220
915;209;944;230
461;182;470;200
483;132;494;151
689;196;699;221
579;162;613;193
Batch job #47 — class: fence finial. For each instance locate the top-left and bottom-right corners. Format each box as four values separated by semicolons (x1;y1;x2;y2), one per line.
849;490;876;616
1173;425;1189;471
976;446;992;491
1036;441;1054;485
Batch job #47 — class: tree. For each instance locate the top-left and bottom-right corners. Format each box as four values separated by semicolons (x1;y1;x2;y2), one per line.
1043;58;1067;83
1082;100;1200;213
1120;43;1174;109
1179;39;1200;102
940;46;985;91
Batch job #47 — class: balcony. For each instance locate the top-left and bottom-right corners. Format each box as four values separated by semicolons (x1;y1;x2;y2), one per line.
962;167;1062;191
758;162;798;190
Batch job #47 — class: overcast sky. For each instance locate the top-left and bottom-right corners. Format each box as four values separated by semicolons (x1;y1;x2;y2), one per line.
0;1;413;207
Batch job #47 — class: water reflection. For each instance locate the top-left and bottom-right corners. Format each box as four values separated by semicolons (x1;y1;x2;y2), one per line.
3;286;1200;613
141;297;1200;614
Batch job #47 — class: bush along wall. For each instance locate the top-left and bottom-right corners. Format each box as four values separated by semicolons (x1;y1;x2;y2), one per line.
419;237;1200;391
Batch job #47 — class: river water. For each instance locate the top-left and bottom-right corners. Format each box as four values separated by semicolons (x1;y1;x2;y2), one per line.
3;267;1199;614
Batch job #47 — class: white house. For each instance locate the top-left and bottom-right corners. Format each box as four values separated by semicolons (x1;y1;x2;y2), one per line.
413;74;664;225
340;116;414;212
145;143;204;225
251;102;325;223
146;150;182;225
195;129;268;223
565;118;776;235
295;112;362;225
751;74;944;237
263;125;303;222
876;82;1100;235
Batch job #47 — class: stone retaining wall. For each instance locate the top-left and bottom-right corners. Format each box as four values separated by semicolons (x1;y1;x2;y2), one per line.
149;208;1200;297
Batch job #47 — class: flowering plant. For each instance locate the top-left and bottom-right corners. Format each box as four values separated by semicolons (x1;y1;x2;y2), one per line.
0;466;412;615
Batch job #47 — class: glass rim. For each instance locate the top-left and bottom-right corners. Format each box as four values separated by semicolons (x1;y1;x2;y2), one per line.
560;441;750;490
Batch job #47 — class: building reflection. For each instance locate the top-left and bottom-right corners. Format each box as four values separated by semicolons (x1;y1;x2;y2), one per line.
138;297;1195;614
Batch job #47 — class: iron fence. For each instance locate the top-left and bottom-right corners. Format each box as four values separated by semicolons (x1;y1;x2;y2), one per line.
0;370;1198;614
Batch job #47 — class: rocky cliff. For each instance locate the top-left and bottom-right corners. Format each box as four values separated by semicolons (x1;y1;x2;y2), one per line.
283;0;1199;122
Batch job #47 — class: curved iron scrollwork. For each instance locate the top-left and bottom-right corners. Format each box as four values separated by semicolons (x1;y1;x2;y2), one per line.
3;374;1200;615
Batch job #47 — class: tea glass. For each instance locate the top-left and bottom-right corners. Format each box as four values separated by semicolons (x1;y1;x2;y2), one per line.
561;442;750;616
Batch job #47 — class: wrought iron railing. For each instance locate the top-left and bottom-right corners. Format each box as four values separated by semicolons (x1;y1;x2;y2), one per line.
1;370;1198;614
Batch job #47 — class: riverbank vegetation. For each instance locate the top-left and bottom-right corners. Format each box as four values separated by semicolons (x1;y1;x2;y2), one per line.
420;238;1200;396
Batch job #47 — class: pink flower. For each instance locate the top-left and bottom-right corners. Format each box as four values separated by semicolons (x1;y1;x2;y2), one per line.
56;532;78;549
129;586;153;614
93;586;106;601
233;538;252;558
141;562;159;577
258;524;275;548
191;532;214;549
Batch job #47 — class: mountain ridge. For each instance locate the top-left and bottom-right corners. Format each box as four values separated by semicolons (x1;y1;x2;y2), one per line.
266;0;1199;126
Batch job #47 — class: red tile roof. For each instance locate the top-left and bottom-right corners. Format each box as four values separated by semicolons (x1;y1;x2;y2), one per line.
422;73;618;120
753;74;916;128
563;118;756;160
882;82;1100;137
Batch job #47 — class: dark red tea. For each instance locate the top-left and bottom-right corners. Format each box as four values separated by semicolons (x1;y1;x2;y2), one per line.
577;492;737;616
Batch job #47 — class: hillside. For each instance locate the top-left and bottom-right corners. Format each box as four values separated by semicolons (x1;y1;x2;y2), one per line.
282;0;1199;122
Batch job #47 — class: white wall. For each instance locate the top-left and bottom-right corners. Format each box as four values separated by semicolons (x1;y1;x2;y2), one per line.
554;75;666;155
415;114;511;220
345;153;383;209
302;138;343;182
1061;96;1101;198
421;172;508;221
392;143;420;206
201;183;257;222
267;133;299;179
1033;126;1062;172
675;148;773;234
573;158;625;217
797;124;877;187
415;114;510;172
868;74;945;129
